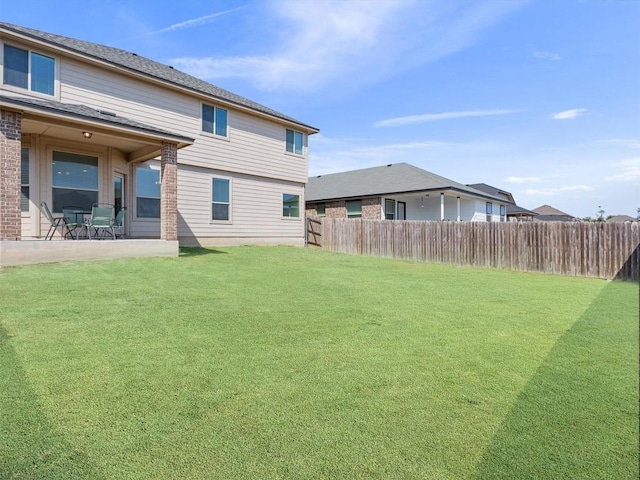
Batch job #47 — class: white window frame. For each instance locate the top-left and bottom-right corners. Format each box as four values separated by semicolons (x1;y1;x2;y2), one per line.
282;193;301;219
500;205;507;222
1;42;58;98
486;202;493;222
385;198;396;220
134;162;161;221
316;203;326;218
201;103;229;139
21;147;30;213
285;128;304;156
211;175;232;224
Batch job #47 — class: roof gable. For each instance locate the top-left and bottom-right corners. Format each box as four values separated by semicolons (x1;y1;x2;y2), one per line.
0;22;318;132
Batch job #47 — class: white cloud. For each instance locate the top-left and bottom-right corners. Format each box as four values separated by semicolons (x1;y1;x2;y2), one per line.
605;157;640;182
532;49;561;61
170;0;529;92
156;8;247;34
597;139;640;149
115;8;246;43
374;110;518;127
522;185;595;195
551;108;587;120
505;176;543;183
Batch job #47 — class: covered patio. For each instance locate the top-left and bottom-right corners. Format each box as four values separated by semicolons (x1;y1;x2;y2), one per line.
0;95;193;267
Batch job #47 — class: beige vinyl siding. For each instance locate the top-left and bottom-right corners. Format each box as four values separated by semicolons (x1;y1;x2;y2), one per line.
58;57;308;183
177;165;304;239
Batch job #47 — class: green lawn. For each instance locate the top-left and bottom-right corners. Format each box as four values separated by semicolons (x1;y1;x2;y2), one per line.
1;246;637;479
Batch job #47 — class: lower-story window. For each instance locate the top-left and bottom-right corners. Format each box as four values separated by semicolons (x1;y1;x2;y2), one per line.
486;202;493;222
21;147;29;212
385;199;395;220
136;164;161;218
283;193;300;217
52;151;98;212
347;200;362;218
212;177;231;221
500;205;506;222
316;203;326;217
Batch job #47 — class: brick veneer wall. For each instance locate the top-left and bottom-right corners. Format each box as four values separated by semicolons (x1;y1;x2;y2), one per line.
0;109;22;240
306;197;382;219
362;197;381;219
160;142;178;241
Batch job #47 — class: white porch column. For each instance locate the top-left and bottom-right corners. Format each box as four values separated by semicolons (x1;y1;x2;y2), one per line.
456;196;461;221
440;193;445;221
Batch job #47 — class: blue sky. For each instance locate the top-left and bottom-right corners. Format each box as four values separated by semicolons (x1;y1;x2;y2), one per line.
2;0;638;218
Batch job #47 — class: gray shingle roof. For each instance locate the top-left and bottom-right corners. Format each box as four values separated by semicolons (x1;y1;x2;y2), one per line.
306;163;506;202
505;204;538;216
0;22;318;132
467;183;515;204
532;204;574;216
0;94;194;143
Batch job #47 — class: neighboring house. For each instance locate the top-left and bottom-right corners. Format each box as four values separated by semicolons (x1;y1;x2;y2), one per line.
305;163;509;222
467;183;538;221
606;215;636;223
532;205;579;222
0;22;318;247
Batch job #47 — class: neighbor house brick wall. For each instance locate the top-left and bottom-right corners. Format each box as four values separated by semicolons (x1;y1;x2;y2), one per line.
325;200;346;218
362;197;381;219
0;109;22;241
160;142;178;241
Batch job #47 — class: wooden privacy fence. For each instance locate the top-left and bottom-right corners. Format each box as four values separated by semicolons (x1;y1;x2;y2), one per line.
319;218;640;281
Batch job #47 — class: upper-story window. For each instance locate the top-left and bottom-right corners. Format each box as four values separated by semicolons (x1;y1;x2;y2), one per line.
286;129;303;155
202;104;228;137
3;44;55;96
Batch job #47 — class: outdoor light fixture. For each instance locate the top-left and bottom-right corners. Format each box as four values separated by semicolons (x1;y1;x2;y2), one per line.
82;131;93;139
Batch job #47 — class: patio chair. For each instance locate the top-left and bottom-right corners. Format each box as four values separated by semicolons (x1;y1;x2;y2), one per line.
85;204;116;240
62;206;85;239
113;207;127;239
41;202;70;240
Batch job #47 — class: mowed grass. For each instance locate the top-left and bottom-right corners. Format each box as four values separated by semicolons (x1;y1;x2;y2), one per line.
0;246;637;479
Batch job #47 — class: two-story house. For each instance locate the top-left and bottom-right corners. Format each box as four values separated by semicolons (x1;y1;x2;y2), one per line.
0;22;318;263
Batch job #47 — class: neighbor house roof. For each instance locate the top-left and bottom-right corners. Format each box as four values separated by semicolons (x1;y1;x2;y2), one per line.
505;204;538;216
532;204;574;216
467;183;536;216
532;204;578;222
0;22;318;133
0;94;194;144
606;215;636;223
467;183;515;204
306;163;505;203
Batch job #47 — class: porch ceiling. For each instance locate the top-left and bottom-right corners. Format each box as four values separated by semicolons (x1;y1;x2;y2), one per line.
22;117;151;154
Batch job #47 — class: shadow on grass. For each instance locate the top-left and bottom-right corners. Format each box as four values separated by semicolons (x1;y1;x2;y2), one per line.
472;282;639;479
179;247;228;257
0;325;104;480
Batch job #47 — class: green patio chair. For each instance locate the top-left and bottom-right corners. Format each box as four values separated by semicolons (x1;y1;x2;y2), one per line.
86;204;116;240
41;202;70;240
113;207;127;239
